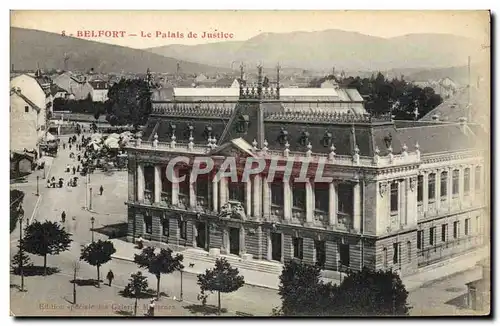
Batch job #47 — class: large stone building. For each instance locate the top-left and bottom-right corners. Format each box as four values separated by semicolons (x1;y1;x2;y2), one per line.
125;67;488;276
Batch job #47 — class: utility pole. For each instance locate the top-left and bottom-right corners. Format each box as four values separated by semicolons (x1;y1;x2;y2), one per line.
18;206;26;292
89;187;93;211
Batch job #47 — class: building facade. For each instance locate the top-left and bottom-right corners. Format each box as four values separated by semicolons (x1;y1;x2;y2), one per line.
125;67;488;276
10;74;48;152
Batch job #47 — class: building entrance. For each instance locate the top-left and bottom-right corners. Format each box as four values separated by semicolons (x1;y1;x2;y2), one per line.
271;232;282;261
196;221;207;249
229;227;240;255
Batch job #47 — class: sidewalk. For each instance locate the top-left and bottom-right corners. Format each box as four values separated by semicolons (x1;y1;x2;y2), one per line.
111;238;489;292
111;239;281;289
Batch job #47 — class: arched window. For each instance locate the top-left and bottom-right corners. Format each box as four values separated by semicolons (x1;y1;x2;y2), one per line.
407;241;412;263
383;247;388;269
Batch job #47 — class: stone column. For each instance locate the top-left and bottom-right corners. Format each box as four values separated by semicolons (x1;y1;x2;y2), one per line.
353;182;361;231
329;182;337;226
283;179;292;221
422;172;429;212
221;227;229;254
305;178;314;223
212;177;219;212
262;180;271;219
253;175;262;218
192;223;198;247
239;226;246;255
171;167;179;206
399;179;406;226
245;179;252;217
189;174;196;209
219;177;226;209
470;165;476;203
447;168;453;210
435;169;441;211
154;165;162;203
266;229;272;260
137;163;144;201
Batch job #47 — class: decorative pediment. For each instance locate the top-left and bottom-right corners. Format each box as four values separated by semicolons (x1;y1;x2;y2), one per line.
208;137;256;158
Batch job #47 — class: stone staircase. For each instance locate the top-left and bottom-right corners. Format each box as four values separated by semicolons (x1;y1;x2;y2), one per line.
181;249;284;275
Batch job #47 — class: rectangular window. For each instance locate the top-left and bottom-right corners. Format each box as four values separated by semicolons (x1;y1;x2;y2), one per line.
271;182;284;206
452;169;459;195
228;181;245;203
464;168;471;193
24;106;29;113
314;240;326;267
292;182;306;210
196;177;209;198
293;237;303;259
390;182;398;212
162;218;169;237
144;214;152;234
428;173;436;200
465;218;470;236
179;171;190;196
161;167;172;194
144;166;155;191
475;166;481;190
338;183;353;216
417;230;423;250
441;224;447;242
453;221;459;239
314;183;329;212
441;171;448;198
393;242;399;264
339;244;350;267
430;227;436;245
417;175;424;202
179;220;187;240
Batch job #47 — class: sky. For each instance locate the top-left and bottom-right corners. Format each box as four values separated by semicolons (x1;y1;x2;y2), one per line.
10;10;490;49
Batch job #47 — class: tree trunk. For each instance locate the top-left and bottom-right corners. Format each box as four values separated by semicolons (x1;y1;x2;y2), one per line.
134;297;138;316
218;291;221;315
96;265;100;288
43;255;47;276
156;275;161;300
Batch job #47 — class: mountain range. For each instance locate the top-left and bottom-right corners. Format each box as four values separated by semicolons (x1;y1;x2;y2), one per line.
10;27;227;74
146;29;484;72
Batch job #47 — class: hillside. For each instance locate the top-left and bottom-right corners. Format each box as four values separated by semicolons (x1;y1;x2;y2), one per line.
10;27;227;74
146;29;484;72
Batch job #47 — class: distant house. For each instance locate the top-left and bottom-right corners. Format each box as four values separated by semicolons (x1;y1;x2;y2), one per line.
50;84;69;100
10;150;36;177
414;77;458;99
10;74;48;153
194;74;208;83
87;80;109;102
320;79;339;89
214;77;241;88
53;72;89;100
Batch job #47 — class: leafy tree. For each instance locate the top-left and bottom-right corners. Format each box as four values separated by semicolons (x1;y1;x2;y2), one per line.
10;189;24;233
331;268;410;316
197;258;245;314
22;220;72;275
105;78;152;127
134;247;184;300
123;271;149;316
80;239;116;287
11;242;33;274
276;261;410;316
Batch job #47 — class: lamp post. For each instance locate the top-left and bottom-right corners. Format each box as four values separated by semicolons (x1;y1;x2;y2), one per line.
90;217;95;242
18;205;26;292
36;176;40;196
89;187;93;211
179;266;184;301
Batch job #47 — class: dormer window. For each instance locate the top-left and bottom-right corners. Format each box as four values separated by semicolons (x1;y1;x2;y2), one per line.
322;131;333;147
278;127;288;145
235;115;250;133
185;124;194;139
204;125;213;140
299;130;310;147
384;133;393;148
169;123;177;137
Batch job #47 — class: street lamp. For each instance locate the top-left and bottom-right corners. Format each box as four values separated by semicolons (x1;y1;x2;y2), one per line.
36;176;40;196
18;205;26;292
89;187;93;211
178;265;185;301
90;217;95;242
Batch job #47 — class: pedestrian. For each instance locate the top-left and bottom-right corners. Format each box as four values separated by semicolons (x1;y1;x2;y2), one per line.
72;166;76;175
106;270;114;286
63;143;66;150
147;299;155;316
99;185;104;196
69;144;72;151
61;211;66;223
